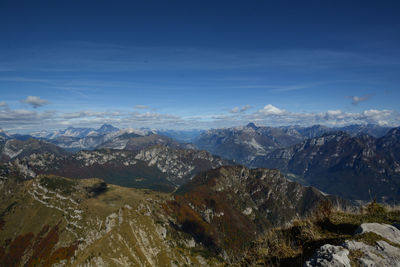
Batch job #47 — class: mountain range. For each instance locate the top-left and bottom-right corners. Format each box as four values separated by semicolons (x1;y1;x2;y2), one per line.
194;123;399;203
1;122;398;203
0;122;398;265
2;144;230;192
193;123;391;165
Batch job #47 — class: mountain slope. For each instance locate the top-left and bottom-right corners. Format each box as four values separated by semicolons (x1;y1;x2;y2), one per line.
5;145;230;191
194;123;303;164
0;176;220;266
252;129;400;202
340;124;391;138
98;133;185;151
0;138;67;162
166;165;347;254
280;124;333;139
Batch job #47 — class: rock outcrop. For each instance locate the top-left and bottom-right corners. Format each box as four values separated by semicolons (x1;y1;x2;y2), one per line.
305;244;351;267
305;223;400;267
355;223;400;244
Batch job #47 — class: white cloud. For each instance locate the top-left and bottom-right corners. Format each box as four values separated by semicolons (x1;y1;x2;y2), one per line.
21;96;49;108
230;105;252;113
134;105;149;109
62;111;110;119
240;105;252;112
258;104;286;116
0;103;399;133
248;106;399;127
230;107;240;113
349;95;371;105
0;101;8;108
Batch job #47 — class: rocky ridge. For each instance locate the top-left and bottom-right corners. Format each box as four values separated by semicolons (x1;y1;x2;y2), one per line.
2;145;230;191
0;138;68;162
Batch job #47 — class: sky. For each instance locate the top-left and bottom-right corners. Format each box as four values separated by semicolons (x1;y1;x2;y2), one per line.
1;0;400;133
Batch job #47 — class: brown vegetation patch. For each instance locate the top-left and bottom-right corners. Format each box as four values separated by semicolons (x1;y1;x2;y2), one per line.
0;232;34;267
0;223;78;267
167;182;258;254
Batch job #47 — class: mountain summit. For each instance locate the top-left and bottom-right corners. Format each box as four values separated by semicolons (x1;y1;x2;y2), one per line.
246;122;259;130
97;124;119;134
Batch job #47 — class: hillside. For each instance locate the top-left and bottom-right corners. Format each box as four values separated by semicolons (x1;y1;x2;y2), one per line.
194;123;303;164
1;165;398;266
165;166;349;256
4;145;230;192
0;139;68;162
0;175;220;266
252;129;400;202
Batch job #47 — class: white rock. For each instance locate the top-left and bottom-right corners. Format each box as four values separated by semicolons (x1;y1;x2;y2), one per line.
344;240;400;267
355;223;400;244
304;244;350;267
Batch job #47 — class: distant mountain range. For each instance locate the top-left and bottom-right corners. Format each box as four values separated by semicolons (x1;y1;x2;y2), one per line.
193;123;391;165
30;123;120;139
0;122;398;203
3;144;230;192
0;122;391;152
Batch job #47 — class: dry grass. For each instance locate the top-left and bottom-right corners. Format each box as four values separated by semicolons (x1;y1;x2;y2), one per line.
230;200;400;266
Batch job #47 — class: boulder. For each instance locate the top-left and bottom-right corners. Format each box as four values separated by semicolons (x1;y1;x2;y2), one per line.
304;244;350;267
355;223;400;244
344;240;400;267
305;223;400;266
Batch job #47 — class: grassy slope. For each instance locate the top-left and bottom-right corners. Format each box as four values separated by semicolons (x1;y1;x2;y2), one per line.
0;176;222;266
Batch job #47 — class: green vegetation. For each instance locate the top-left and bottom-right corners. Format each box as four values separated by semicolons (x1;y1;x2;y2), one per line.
352;232;400;248
39;175;78;195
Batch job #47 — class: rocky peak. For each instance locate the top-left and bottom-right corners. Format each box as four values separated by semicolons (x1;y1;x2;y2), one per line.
0;129;8;140
97;124;119;134
383;126;400;139
246;122;259;130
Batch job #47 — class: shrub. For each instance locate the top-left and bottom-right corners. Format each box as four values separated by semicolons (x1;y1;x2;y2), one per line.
366;198;386;214
314;200;334;222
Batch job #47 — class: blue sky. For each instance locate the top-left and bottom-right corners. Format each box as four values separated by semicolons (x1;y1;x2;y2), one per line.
1;0;400;132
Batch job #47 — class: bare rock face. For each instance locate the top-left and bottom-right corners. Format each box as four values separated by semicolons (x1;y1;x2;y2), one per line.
304;244;351;267
355;223;400;244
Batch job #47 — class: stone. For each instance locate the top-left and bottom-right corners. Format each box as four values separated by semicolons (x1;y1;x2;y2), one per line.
344;240;400;267
304;244;351;267
355;223;400;244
